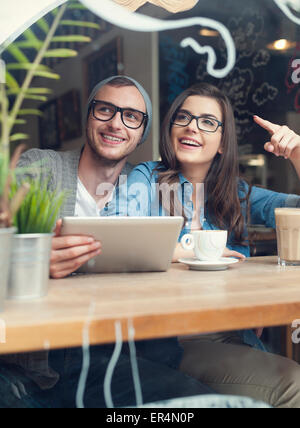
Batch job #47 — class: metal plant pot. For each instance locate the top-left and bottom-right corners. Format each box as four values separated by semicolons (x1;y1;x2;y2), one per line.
8;233;53;300
0;228;16;311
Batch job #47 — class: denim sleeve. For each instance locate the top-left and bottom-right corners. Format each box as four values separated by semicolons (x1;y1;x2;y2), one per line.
249;186;300;228
106;163;154;217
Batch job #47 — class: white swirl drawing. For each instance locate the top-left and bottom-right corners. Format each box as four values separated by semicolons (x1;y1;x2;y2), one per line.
81;0;236;79
273;0;300;25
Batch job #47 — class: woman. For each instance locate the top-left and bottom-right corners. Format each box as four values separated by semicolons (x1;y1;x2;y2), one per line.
110;83;300;407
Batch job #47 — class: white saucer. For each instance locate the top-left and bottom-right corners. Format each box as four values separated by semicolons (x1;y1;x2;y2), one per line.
178;257;239;271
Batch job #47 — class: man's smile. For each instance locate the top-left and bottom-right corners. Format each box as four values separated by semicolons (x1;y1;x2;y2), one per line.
100;133;126;145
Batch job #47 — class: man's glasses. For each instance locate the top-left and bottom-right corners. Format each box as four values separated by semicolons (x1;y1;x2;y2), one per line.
172;110;223;133
91;100;148;130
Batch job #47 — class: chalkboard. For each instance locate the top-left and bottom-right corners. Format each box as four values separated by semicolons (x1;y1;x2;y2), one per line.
159;0;300;156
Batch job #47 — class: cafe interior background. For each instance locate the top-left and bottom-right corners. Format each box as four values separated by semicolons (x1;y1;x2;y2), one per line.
1;0;300;357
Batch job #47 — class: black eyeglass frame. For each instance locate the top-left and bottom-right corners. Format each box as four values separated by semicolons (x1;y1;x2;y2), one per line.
91;100;148;130
171;110;223;133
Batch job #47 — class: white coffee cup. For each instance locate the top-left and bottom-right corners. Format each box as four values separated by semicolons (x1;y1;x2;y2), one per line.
181;230;228;261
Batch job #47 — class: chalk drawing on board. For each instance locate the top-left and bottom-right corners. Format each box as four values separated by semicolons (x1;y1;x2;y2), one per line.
252;83;279;107
81;0;236;78
234;109;256;136
252;50;271;68
220;10;264;63
160;35;190;104
221;68;254;107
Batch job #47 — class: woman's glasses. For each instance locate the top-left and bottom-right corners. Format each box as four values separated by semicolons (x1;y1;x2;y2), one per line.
172;110;223;133
91;100;148;130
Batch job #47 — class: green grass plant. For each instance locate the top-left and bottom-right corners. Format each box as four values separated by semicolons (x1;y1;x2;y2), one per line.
11;179;66;234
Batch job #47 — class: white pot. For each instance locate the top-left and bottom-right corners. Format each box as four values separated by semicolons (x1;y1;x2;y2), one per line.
8;233;53;300
0;227;16;311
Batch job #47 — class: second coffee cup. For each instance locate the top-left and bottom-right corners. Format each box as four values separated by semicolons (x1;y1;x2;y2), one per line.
181;230;228;261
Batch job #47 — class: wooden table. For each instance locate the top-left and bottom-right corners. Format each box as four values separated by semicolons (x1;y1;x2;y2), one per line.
1;256;300;355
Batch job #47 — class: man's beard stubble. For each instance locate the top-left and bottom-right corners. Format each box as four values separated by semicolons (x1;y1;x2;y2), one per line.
85;129;128;168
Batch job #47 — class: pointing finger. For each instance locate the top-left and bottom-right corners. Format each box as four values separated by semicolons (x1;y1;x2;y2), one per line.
254;115;280;135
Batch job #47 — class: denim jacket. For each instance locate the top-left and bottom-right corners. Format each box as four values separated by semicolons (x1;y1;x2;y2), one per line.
107;161;300;350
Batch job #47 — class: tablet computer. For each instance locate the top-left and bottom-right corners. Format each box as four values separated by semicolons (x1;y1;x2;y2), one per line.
61;216;184;273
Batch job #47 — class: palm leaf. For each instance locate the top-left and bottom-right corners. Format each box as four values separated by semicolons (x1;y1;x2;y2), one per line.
67;3;87;10
5;71;20;91
33;70;60;80
44;49;78;58
11;119;27;125
17;109;43;117
22;94;48;102
7;88;53;96
51;35;91;43
60;20;101;30
6;45;30;63
14;40;43;49
6;64;51;71
9;133;29;142
36;18;50;35
23;29;42;52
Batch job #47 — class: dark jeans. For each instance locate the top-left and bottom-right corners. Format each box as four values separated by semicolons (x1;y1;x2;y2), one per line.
0;338;213;408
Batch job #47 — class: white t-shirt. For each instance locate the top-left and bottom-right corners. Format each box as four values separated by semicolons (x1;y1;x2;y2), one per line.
74;178;113;217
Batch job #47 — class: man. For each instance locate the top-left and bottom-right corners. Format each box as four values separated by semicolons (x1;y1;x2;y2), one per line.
18;76;152;279
1;76;212;408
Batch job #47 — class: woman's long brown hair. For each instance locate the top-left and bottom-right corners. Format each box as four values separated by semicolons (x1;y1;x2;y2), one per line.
155;82;250;245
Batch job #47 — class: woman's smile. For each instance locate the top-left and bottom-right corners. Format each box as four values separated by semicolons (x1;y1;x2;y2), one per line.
178;137;203;149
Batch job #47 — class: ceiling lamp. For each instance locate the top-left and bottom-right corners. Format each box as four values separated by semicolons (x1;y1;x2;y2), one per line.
267;38;297;51
112;0;199;13
199;28;219;37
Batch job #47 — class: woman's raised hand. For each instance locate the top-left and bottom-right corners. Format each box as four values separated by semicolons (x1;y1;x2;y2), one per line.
254;115;300;161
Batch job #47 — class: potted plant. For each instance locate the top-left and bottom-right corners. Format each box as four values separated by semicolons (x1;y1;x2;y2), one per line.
8;178;66;300
0;1;99;306
0;82;30;311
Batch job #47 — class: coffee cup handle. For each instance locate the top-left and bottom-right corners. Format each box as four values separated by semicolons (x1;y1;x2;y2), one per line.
181;234;195;251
